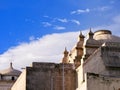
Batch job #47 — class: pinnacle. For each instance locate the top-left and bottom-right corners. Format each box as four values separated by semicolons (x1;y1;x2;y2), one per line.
64;47;69;54
88;28;94;35
79;31;85;38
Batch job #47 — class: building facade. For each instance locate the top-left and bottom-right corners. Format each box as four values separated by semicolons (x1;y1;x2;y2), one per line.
11;29;120;90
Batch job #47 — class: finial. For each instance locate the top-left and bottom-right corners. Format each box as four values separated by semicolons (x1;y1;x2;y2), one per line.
88;28;94;35
79;31;85;38
10;62;13;69
64;47;68;54
62;47;69;63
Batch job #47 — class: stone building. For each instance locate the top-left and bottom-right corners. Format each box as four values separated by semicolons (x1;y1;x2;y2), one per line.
0;62;21;90
12;62;76;90
11;29;120;90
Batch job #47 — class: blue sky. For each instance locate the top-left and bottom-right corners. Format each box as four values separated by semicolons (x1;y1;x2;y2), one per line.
0;0;120;69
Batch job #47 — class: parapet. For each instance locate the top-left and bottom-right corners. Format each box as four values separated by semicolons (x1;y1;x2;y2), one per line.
32;62;75;70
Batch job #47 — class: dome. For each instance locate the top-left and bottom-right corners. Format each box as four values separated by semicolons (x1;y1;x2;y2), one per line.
0;63;21;76
94;30;120;43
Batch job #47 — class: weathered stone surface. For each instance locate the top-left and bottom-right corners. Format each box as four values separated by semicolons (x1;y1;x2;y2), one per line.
12;62;76;90
87;73;120;90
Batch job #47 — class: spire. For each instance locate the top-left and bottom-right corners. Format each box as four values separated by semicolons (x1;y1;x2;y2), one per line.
87;28;94;39
76;31;84;48
74;32;85;68
89;28;94;35
79;31;85;39
64;47;69;55
10;62;13;69
62;47;69;63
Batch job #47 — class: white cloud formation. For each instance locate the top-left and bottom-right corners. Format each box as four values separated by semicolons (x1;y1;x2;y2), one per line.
42;16;81;28
29;36;35;41
55;18;80;25
53;26;66;30
42;22;52;27
71;8;90;14
0;31;81;70
0;15;120;71
71;19;80;25
57;18;68;23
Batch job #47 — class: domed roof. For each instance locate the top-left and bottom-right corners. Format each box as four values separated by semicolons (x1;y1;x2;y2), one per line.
0;63;21;76
94;30;120;43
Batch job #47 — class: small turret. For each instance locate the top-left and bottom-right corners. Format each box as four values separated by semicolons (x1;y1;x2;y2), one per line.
87;28;94;39
62;47;69;63
83;28;100;61
74;31;85;68
76;31;85;56
79;31;85;41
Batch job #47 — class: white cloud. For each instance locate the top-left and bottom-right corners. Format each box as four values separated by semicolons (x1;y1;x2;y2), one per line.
71;19;80;25
53;26;66;30
51;18;68;23
71;8;90;14
42;22;52;27
29;36;35;41
57;18;68;23
42;16;80;28
0;31;81;70
0;15;120;71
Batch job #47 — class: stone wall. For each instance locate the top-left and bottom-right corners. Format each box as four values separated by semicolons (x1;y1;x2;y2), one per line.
11;62;76;90
0;81;14;90
83;48;107;75
87;73;120;90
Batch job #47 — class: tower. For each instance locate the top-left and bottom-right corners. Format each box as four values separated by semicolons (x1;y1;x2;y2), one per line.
74;31;85;68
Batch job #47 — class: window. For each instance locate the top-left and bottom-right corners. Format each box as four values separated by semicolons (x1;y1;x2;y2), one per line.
11;76;15;81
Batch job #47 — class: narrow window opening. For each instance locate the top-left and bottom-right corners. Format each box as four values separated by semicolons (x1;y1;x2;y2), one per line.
12;76;15;81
